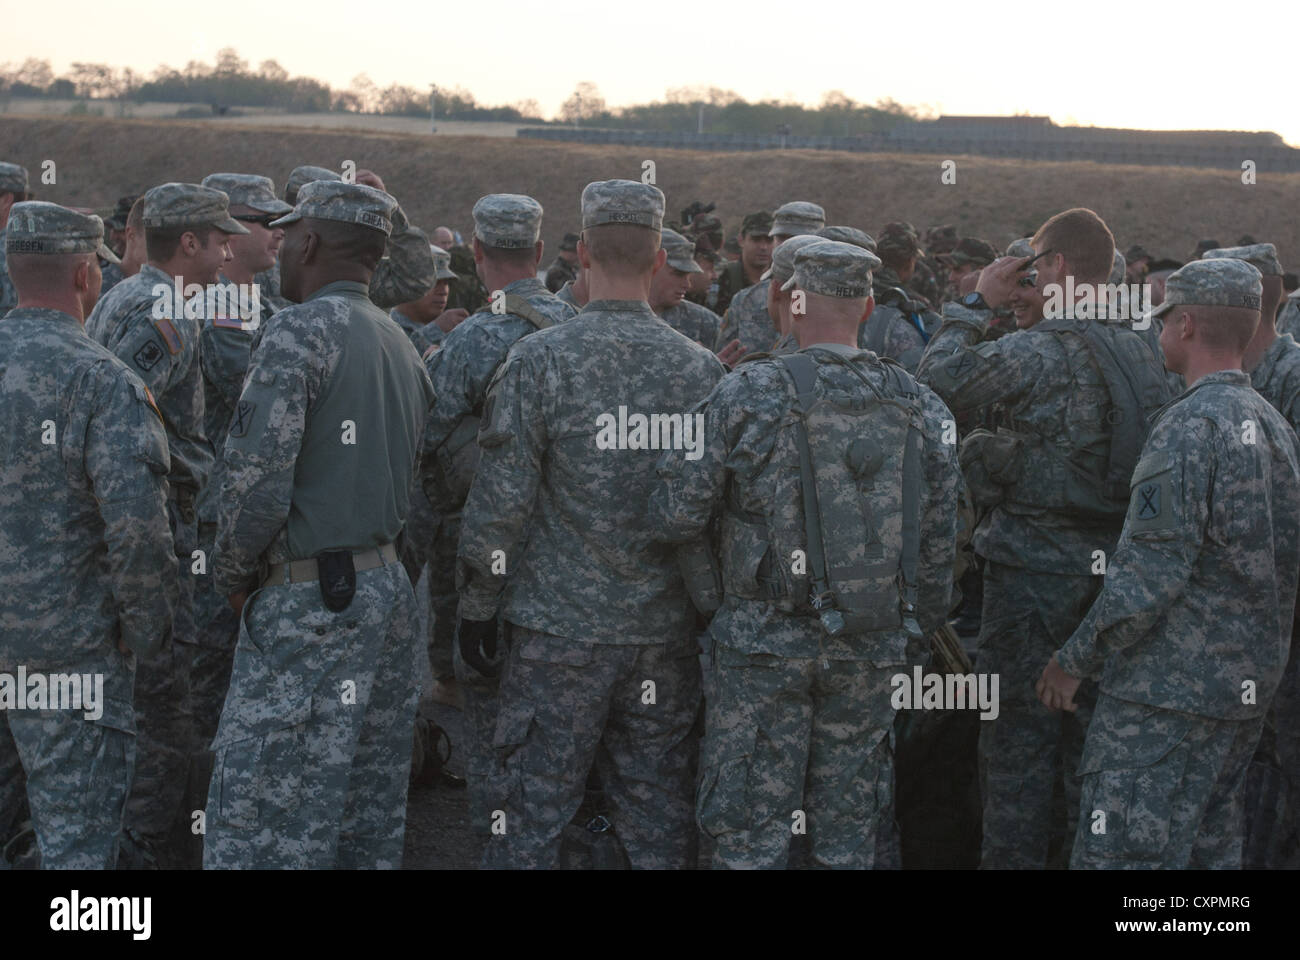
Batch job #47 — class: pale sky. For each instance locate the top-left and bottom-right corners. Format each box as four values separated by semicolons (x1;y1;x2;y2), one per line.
14;0;1299;145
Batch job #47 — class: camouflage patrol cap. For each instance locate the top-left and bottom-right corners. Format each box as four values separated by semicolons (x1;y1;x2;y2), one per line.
770;201;826;238
925;224;958;250
430;244;458;281
877;222;924;259
141;183;249;235
560;232;580;252
780;239;882;298
690;213;723;236
201;173;293;215
5;201;120;263
284;165;342;203
940;237;999;268
1006;238;1036;258
1124;243;1152;264
1148;258;1263;319
472;194;543;249
0;162;28;195
1109;250;1126;285
104;194;139;230
815;225;877;252
1201;242;1282;277
581;180;664;231
660;228;702;273
740;211;774;237
270;180;396;236
764;234;824;283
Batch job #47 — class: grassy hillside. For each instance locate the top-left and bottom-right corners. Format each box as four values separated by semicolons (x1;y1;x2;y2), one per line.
4;114;1299;268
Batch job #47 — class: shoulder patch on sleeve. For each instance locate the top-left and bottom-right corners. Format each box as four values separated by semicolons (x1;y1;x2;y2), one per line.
229;399;256;439
154;316;183;354
133;339;165;372
1129;449;1177;532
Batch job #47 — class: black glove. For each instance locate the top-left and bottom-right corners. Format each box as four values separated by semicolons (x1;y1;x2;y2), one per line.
458;616;500;677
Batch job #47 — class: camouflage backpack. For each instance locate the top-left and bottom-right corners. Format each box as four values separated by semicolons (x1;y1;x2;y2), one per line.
721;349;925;638
965;317;1171;520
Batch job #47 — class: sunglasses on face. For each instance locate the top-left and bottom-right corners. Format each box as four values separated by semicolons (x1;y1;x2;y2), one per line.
1018;248;1054;272
233;214;281;229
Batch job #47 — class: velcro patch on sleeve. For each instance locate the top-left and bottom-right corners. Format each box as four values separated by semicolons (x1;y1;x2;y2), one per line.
154;316;184;354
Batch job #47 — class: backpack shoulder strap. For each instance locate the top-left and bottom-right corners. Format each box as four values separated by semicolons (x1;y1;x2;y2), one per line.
502;294;553;332
878;357;924;638
777;354;838;631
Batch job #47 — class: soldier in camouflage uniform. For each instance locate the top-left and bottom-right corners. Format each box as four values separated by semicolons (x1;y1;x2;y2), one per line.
766;232;856;355
1211;243;1300;866
255;164;436;314
713;211;773;318
1042;257;1300;869
85;182;249;865
938;237;998;304
191;174;293;761
649;241;961;869
651;228;723;350
460;180;725;869
394;245;463;360
918;208;1172;869
543;233;580;294
0;203;176;868
98;194;138;296
0;161;30;320
554;259;588;311
859;223;943;373
417;194;577;843
921;225;958;307
1278;291;1300;340
718;203;825;356
204;181;434;869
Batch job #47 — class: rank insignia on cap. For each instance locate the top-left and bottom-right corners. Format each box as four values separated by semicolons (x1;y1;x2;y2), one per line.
154;317;183;354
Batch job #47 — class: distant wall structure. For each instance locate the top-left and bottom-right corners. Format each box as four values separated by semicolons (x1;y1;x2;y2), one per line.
519;116;1300;172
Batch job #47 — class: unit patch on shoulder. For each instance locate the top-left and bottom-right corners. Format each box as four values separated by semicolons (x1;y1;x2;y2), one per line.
133;340;164;372
229;399;257;439
154;316;183;354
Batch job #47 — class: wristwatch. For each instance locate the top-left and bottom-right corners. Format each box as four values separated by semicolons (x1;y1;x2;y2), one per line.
962;291;991;311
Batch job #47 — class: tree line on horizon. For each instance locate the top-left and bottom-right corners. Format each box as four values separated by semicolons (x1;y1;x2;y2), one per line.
0;49;926;135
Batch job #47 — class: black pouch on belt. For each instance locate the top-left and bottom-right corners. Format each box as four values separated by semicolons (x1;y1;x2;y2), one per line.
317;549;356;612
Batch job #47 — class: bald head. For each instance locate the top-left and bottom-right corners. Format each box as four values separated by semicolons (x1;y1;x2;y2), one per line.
432;226;455;247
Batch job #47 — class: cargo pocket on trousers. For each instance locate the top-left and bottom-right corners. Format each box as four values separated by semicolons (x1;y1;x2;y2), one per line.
697;719;758;840
1078;713;1192;863
212;697;312;830
492;698;536;760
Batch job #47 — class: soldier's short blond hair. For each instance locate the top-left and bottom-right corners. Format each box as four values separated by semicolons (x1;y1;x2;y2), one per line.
582;224;659;276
